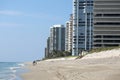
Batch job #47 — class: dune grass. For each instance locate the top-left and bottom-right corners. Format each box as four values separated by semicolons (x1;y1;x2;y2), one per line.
89;46;120;54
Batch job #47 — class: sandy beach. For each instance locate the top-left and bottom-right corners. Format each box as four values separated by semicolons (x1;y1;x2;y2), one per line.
22;48;120;80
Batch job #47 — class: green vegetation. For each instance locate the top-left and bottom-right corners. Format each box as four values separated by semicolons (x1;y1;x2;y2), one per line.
45;50;72;59
89;46;120;53
43;46;120;60
64;56;77;58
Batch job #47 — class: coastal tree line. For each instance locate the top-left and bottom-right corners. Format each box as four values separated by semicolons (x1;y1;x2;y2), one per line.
45;50;72;59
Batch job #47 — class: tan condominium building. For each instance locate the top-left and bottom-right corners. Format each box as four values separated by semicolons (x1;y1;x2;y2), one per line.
65;14;73;53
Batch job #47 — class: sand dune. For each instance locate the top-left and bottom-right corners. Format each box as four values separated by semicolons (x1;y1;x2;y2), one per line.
22;49;120;80
82;48;120;59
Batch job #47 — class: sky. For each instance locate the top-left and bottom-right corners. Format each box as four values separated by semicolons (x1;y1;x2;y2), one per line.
0;0;72;62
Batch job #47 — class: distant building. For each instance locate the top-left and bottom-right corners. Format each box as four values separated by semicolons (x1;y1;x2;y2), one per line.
45;48;47;58
45;37;50;58
65;14;73;53
72;0;93;56
93;0;120;48
50;25;65;52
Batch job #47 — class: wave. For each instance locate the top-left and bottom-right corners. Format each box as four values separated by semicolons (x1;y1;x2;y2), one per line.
10;67;20;70
0;73;16;80
9;74;17;80
10;67;21;70
17;63;25;67
0;62;25;80
10;67;21;73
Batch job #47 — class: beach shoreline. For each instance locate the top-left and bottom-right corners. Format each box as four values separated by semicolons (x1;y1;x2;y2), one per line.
22;49;120;80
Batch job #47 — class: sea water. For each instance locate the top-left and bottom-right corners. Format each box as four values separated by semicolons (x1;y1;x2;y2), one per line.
0;62;25;80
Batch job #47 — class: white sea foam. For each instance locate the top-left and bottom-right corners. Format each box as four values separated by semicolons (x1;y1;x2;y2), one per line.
0;62;24;80
18;63;25;67
9;74;17;80
0;73;16;80
12;70;16;73
10;67;20;70
9;67;21;73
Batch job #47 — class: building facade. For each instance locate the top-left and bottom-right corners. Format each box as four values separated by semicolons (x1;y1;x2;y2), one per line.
93;0;120;48
65;14;73;52
45;37;50;58
50;25;65;53
72;0;93;56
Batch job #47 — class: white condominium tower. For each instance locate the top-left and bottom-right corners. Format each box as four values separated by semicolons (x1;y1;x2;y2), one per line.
72;0;93;56
65;14;73;52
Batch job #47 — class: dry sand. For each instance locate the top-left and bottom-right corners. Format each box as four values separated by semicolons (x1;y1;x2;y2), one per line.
22;49;120;80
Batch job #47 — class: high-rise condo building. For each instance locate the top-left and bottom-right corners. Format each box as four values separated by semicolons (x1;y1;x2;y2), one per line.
45;37;50;58
72;0;93;56
93;0;120;48
50;25;65;53
65;14;73;52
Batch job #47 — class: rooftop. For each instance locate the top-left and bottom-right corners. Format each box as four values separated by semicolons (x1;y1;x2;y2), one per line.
50;24;64;28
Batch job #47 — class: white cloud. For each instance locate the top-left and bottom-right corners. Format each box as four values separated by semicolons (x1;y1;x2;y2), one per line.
0;10;41;17
0;10;23;16
0;10;62;24
0;22;23;27
0;10;46;18
0;10;61;20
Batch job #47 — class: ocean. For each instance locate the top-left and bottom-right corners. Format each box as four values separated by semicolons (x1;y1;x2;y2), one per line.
0;62;26;80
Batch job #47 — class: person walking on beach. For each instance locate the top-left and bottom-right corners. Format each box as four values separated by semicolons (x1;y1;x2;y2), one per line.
33;60;37;66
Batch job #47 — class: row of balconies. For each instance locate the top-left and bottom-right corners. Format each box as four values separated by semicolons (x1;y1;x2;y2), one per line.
94;25;120;27
94;18;120;22
94;38;120;40
93;44;119;48
94;22;120;25
94;1;120;4
94;13;120;17
94;9;120;13
93;42;120;44
94;31;120;35
94;4;120;9
94;35;120;38
94;27;120;31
